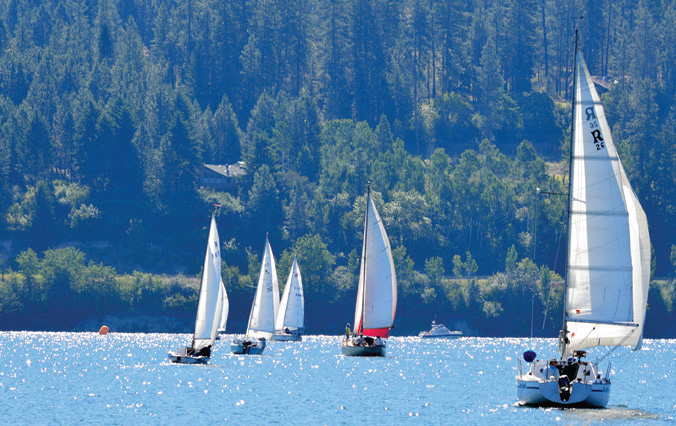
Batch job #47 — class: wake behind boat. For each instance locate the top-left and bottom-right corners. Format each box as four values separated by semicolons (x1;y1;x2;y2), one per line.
231;236;279;355
342;183;397;357
515;30;650;408
419;321;462;339
168;213;225;364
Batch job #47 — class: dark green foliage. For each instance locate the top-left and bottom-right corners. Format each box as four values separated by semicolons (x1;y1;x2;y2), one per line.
1;0;676;336
18;113;52;183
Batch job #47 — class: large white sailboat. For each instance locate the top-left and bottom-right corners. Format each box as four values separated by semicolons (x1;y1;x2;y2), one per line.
231;236;279;355
342;184;397;357
272;257;305;342
516;31;651;407
168;213;224;364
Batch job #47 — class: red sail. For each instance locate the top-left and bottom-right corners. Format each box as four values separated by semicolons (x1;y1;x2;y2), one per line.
362;328;390;338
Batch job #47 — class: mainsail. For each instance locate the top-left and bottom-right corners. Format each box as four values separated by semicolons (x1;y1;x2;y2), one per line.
354;191;397;338
275;257;304;332
192;214;224;351
246;237;279;339
563;51;651;354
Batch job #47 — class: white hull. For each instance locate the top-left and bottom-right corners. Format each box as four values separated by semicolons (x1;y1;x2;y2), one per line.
516;377;610;408
271;332;302;342
230;338;266;355
420;332;462;339
418;322;461;339
516;359;610;408
167;349;209;365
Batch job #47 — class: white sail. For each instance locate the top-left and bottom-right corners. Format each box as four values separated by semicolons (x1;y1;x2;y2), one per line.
275;257;304;332
354;192;397;336
246;238;279;339
192;214;223;350
217;278;229;333
564;52;651;353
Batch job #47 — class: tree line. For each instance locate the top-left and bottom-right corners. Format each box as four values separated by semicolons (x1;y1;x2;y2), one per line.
1;0;676;336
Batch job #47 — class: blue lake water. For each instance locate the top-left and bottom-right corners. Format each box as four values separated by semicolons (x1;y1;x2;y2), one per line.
1;332;674;425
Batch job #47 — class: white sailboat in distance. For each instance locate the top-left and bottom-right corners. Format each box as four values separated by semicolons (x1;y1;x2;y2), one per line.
168;213;224;364
231;236;279;354
272;257;305;341
516;30;651;408
342;183;397;357
216;278;229;339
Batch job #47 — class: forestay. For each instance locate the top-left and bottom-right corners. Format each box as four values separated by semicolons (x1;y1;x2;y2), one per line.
246;238;279;339
276;257;304;332
192;214;224;351
564;52;651;353
354;194;397;338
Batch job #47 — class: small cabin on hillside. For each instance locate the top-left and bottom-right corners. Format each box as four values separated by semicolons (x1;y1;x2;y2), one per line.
200;161;246;192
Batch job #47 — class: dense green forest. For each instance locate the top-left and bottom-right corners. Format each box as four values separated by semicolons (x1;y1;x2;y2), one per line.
1;0;676;337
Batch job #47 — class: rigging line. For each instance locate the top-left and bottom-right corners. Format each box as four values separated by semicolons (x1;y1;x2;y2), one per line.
611;351;633;376
597;327;637;364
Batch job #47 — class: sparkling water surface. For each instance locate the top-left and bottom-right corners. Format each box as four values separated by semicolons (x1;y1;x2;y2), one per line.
1;332;674;425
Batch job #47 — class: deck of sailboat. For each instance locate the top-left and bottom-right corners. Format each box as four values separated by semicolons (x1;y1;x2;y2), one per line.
516;358;610;407
271;333;302;342
167;348;210;364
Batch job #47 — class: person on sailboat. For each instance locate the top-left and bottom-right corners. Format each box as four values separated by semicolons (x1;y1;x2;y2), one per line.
545;360;560;381
345;323;351;340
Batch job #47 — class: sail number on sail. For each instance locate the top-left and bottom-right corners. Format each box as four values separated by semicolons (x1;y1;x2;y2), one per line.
585;107;605;151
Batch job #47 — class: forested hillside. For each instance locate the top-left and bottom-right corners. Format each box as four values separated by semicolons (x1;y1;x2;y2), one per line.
1;0;676;336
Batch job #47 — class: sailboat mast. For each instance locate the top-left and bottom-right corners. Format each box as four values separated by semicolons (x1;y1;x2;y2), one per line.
561;28;579;358
359;183;371;335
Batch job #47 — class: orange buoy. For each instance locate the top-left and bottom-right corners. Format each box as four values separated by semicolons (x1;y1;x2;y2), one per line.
98;325;110;335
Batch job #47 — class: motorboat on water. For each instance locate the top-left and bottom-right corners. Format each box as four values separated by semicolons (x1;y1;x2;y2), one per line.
419;321;462;339
341;183;397;357
515;30;650;408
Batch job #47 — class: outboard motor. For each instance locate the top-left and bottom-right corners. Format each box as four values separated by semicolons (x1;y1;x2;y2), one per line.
558;375;571;401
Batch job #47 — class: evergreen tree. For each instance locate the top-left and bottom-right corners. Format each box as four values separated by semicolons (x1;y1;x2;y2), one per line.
18;113;52;184
500;0;538;95
211;94;242;164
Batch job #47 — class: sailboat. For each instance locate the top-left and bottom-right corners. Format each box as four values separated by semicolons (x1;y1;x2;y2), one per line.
516;30;651;408
342;184;397;357
272;257;305;341
216;278;229;339
168;213;224;364
231;236;279;354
